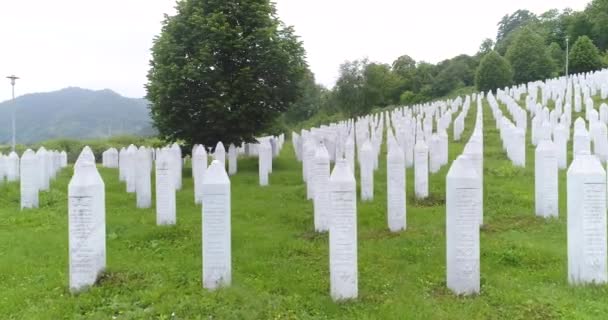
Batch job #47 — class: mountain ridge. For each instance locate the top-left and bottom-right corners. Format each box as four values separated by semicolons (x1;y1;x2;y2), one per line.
0;87;155;144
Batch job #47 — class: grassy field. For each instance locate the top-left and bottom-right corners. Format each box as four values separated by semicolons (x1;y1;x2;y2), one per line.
2;97;608;319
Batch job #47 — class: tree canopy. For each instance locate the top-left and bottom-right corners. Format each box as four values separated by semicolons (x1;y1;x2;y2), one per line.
475;51;513;93
146;0;307;148
505;28;554;84
569;35;604;74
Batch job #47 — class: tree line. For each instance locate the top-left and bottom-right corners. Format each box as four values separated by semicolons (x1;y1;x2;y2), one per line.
285;0;608;123
146;0;608;149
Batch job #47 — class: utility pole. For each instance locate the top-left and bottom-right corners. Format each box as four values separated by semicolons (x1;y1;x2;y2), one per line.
565;37;569;77
6;75;19;151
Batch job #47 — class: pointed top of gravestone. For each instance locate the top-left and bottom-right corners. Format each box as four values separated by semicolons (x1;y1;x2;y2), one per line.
229;143;236;152
9;151;18;159
77;146;95;164
70;159;103;188
361;140;372;152
415;137;428;149
202;160;230;185
215;141;225;153
171;142;180;150
193;144;207;156
330;158;355;183
448;155;479;180
127;144;137;153
22;149;35;159
314;142;329;160
37;146;47;153
537;138;556;151
568;152;605;176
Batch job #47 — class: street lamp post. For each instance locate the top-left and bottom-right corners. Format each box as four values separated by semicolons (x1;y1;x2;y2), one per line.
6;75;19;151
565;37;569;77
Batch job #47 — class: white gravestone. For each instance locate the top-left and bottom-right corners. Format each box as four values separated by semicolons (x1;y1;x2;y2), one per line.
259;141;270;186
387;141;406;232
20;149;39;209
446;156;481;295
156;150;176;225
118;148;126;182
360;141;374;201
136;147;152;209
68;159;106;293
567;153;607;285
214;142;226;168
329;159;358;301
36;147;50;191
6;152;20;182
202;160;231;290
228;143;237;175
192;145;208;205
553;124;568;169
429;134;441;174
313;143;330;232
171;143;183;190
535;139;558;218
125;145;137;193
414;139;429;199
573;127;591;158
305;139;316;199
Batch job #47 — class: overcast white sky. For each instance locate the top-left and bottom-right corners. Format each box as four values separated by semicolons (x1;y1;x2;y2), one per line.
0;0;590;103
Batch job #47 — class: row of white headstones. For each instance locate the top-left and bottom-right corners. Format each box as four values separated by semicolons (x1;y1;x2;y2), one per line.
290;91;483;299
491;70;608;285
64;68;608;297
289;68;608;300
68;135;285;292
3;148;68;209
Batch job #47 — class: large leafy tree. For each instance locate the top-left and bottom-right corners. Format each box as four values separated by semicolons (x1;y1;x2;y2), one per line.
496;10;537;45
146;0;307;148
569;35;604;74
475;51;513;92
505;28;553;83
334;60;367;116
283;70;325;124
585;0;608;51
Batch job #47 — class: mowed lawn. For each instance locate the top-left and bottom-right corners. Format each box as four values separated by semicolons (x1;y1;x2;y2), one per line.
2;97;608;319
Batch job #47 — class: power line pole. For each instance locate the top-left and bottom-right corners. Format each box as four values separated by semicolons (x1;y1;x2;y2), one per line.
6;75;19;151
565;37;569;77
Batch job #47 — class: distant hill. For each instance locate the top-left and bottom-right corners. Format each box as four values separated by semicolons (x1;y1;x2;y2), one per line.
0;87;155;144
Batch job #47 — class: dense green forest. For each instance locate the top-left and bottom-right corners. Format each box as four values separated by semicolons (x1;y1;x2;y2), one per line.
283;0;608;125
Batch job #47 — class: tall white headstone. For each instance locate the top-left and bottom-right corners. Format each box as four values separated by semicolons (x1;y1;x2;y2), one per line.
228;143;237;175
5;152;19;182
136;147;152;208
214;142;226;168
202;160;231;290
259;141;270;186
414;139;429;199
567;153;607;285
313;143;330;232
387;141;406;232
329;159;358;301
36;147;50;191
68;159;106;293
192;145;208;205
171;143;183;190
125;145;137;193
446;156;480;295
20;149;39;209
360;141;374;201
156;149;176;225
535;139;558;218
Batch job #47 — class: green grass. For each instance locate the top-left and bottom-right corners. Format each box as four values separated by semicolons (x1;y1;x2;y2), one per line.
2;96;608;319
